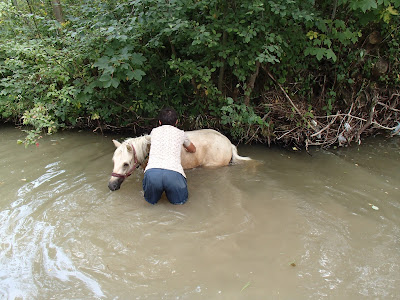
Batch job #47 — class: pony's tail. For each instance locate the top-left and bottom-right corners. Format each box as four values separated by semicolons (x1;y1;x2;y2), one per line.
231;144;251;163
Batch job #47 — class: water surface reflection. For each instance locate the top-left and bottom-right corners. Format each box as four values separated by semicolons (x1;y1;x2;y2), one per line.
0;127;399;299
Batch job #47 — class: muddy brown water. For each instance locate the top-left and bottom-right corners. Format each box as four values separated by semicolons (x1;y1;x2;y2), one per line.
0;126;399;299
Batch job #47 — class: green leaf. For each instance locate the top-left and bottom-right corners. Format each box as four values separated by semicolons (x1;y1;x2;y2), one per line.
333;19;346;29
131;53;146;66
315;48;325;61
323;39;332;48
99;73;112;82
110;78;119;88
130;69;146;81
93;56;110;70
325;49;337;62
358;0;378;12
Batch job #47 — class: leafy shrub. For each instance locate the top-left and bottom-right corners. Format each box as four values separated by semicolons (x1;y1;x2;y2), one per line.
0;0;399;146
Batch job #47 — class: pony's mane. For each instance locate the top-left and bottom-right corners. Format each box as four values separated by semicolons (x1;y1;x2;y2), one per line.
122;135;150;163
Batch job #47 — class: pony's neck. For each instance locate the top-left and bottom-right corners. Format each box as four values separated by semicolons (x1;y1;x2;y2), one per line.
125;136;150;164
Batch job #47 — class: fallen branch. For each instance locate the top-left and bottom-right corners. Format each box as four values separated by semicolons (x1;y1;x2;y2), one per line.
276;127;298;140
311;115;338;138
377;101;400;112
371;121;397;131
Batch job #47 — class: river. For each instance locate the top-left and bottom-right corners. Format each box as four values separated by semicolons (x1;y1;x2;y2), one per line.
0;126;399;299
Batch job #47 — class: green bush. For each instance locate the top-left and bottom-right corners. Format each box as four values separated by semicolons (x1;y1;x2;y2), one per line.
0;0;399;145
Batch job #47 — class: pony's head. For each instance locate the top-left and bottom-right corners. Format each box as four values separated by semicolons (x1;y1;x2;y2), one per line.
108;135;151;191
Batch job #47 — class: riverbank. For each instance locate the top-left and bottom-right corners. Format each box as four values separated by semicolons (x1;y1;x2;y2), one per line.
6;88;399;150
245;88;400;149
9;88;400;150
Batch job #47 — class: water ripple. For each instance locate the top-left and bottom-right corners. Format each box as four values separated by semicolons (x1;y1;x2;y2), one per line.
0;160;105;299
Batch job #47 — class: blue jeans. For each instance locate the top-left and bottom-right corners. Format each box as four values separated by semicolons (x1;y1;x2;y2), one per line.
143;168;188;205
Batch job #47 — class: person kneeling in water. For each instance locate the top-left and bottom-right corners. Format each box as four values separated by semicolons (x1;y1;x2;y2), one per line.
142;107;196;205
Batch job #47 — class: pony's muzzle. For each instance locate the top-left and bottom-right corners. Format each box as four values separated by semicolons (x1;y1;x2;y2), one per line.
108;177;124;191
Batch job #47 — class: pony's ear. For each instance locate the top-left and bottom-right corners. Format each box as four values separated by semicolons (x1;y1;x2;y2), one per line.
126;144;133;152
145;135;151;144
113;140;122;148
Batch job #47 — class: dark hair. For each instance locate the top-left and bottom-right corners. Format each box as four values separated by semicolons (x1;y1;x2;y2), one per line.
158;107;178;125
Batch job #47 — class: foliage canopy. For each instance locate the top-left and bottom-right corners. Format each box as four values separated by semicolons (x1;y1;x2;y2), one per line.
1;0;399;147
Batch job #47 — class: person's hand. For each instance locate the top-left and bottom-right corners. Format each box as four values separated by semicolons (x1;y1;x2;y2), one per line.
184;142;196;153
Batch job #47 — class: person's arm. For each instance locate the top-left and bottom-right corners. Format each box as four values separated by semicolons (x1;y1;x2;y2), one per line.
183;134;196;153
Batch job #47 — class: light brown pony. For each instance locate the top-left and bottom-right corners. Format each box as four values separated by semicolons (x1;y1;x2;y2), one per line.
108;129;251;191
